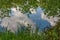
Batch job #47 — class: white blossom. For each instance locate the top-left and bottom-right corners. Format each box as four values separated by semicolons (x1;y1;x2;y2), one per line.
29;8;36;14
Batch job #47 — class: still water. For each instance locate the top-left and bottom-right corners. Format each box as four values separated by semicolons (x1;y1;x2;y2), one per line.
0;7;59;33
28;7;51;32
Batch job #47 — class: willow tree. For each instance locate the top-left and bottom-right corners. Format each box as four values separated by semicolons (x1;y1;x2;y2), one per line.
0;0;60;18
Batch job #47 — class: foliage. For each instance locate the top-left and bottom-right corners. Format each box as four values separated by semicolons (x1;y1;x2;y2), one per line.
0;0;60;18
39;0;60;16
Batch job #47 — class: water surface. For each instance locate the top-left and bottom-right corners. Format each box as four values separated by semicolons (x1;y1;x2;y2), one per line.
29;7;51;32
0;7;59;32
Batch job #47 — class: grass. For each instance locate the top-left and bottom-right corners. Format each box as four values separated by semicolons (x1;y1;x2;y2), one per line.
0;0;60;18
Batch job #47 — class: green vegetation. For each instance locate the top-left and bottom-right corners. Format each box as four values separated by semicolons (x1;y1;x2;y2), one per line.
0;0;60;18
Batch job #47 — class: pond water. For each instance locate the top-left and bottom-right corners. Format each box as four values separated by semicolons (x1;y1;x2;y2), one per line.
0;7;60;33
28;7;51;32
10;7;51;32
